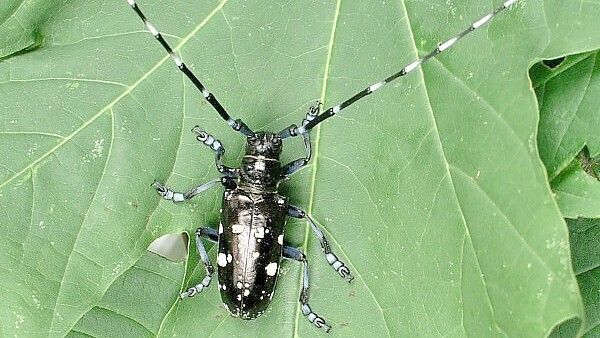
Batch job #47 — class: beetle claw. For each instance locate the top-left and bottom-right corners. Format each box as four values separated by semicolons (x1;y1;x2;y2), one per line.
338;266;354;283
151;180;167;194
314;318;331;333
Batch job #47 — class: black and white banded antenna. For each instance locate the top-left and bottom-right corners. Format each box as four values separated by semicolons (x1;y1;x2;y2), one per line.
283;0;519;138
125;0;255;137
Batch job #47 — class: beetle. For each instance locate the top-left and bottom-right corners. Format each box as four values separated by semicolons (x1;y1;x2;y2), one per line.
126;0;519;332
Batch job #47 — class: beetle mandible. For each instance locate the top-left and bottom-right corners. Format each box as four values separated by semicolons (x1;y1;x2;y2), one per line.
126;0;519;332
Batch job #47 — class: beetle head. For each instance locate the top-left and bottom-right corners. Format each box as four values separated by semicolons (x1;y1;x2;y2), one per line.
245;132;283;159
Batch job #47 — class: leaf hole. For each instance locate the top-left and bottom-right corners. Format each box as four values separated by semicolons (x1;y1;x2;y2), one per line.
542;57;566;69
147;232;189;262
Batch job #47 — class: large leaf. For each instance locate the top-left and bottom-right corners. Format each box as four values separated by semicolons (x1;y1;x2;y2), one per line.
2;0;600;336
531;51;600;337
531;52;600;218
566;218;600;336
532;51;600;180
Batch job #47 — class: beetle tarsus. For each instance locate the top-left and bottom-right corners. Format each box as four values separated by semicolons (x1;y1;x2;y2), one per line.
338;266;354;283
181;232;214;300
302;304;331;333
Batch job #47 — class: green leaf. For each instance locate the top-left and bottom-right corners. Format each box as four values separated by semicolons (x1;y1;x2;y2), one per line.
67;251;185;337
531;48;600;337
0;0;65;58
551;160;600;218
566;218;600;336
532;52;600;179
2;0;600;337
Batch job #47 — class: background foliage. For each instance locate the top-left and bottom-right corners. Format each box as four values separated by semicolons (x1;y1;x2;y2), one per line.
1;0;600;337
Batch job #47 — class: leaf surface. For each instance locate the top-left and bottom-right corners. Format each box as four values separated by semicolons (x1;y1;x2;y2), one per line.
2;0;600;337
532;52;600;179
0;0;65;58
532;49;600;337
566;218;600;337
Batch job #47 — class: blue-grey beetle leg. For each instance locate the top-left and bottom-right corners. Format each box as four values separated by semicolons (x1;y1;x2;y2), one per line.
191;126;239;177
287;205;354;283
281;103;319;177
198;227;218;243
283;246;331;333
281;132;311;177
152;178;221;202
180;227;216;299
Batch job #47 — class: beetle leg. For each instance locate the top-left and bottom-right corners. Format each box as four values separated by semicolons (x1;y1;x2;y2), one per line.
191;126;238;177
283;246;331;333
180;227;215;299
197;226;218;243
287;205;354;282
278;101;320;140
152;177;225;202
280;103;318;177
281;132;311;177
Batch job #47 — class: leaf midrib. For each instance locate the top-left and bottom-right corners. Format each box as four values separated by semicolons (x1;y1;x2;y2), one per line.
290;0;340;335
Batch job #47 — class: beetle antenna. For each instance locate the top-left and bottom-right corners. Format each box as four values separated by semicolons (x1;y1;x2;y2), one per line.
125;0;255;137
293;0;519;135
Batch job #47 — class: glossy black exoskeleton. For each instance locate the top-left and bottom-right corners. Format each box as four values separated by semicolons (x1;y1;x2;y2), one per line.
127;0;519;332
217;132;287;319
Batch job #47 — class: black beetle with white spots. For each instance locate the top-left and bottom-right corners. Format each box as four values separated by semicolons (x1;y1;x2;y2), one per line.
126;0;519;332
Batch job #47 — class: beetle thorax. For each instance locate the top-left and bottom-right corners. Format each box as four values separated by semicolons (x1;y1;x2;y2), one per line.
239;132;283;193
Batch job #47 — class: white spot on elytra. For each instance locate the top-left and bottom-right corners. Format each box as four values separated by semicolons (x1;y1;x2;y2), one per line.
244;289;250;296
253;252;259;259
277;234;283;245
254;227;264;238
265;262;278;276
227;254;232;263
218;253;227;267
218;224;223;234
232;224;243;234
237;281;243;289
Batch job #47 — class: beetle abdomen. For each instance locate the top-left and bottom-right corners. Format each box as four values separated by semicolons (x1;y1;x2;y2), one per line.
218;189;287;319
